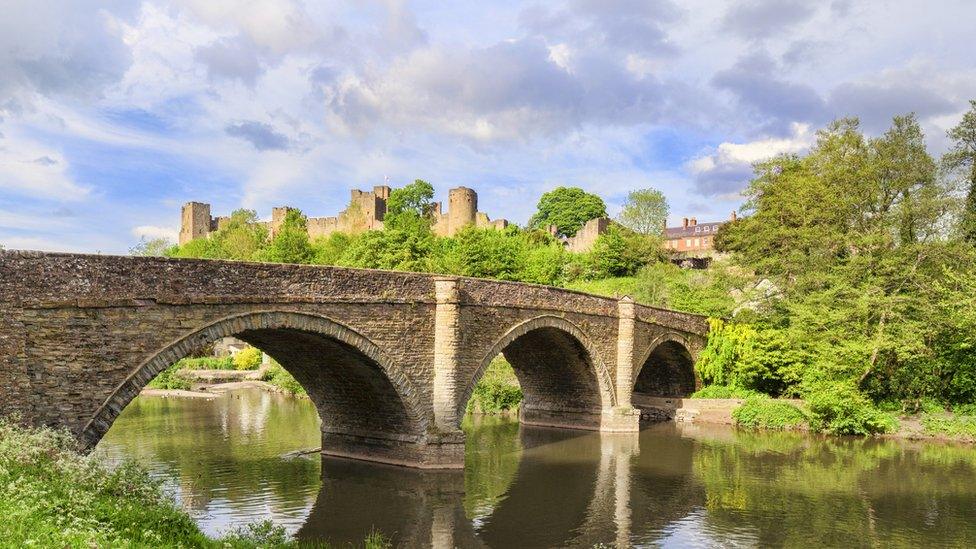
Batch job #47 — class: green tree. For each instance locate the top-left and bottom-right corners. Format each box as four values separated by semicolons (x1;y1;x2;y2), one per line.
168;209;268;261
385;179;435;230
338;226;433;271
528;186;607;237
617;188;669;235
435;226;525;280
130;237;174;257
720;115;969;404
943;100;976;242
260;209;312;263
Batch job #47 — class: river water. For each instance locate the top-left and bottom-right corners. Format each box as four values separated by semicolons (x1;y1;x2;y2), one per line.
97;387;976;547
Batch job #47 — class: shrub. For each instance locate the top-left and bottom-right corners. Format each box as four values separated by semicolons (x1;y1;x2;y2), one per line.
921;413;976;438
691;385;760;399
233;347;263;370
732;397;807;430
953;403;976;416
174;356;235;370
467;357;523;414
0;417;211;546
147;365;192;391
0;418;388;547
261;361;307;396
805;383;898;435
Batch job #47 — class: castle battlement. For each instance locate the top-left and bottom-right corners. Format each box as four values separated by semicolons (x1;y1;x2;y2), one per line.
179;185;508;245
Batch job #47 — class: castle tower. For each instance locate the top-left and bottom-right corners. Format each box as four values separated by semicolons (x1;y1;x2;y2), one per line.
271;206;294;238
447;187;477;236
180;202;212;245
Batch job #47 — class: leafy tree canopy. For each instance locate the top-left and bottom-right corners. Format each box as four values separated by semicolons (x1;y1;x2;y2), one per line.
528;186;607;237
944;100;976;242
617;188;669;235
386;179;435;231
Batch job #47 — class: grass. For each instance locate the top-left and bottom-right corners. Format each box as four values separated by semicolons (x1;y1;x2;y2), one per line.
921;413;976;438
690;385;761;399
467;357;523;414
732;397;807;430
146;365;192;391
0;416;389;547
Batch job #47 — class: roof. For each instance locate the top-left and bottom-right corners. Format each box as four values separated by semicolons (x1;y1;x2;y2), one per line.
664;221;725;239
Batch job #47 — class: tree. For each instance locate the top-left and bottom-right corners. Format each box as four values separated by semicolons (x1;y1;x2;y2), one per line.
386;179;435;230
720;115;968;404
260;209;312;263
528;187;607;237
617;188;669;235
130;237;174;257
944;100;976;243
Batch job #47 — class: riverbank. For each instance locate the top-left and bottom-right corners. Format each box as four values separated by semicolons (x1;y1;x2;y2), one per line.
0;416;392;547
637;395;976;444
140;379;299;399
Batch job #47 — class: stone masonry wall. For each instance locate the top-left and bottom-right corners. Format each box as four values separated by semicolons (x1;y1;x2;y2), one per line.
0;250;708;466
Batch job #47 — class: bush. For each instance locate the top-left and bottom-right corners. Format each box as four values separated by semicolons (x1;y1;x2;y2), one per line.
261;361;307;396
147;365;192;391
467;357;523;414
921;413;976;438
732;397;807;430
0;417;211;546
174;356;235;370
233;347;263;370
690;385;760;399
805;383;898;435
0;417;389;547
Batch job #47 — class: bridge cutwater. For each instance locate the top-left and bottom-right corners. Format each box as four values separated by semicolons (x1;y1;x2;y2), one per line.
0;250;707;469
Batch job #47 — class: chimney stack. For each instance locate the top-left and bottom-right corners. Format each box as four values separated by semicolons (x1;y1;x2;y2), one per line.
690;217;697;226
682;217;689;228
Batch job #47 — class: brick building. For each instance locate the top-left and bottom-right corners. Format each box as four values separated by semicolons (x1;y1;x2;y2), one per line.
663;212;736;254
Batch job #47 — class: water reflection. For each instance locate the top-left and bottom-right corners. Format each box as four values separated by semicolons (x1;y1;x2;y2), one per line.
99;389;976;547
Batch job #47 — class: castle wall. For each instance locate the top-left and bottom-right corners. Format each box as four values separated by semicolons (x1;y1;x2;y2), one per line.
566;218;611;253
178;185;507;244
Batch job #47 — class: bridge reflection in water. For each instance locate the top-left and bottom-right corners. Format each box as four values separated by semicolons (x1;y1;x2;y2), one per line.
98;387;976;548
298;424;679;548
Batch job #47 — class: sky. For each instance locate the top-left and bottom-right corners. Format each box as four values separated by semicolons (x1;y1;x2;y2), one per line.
1;0;975;254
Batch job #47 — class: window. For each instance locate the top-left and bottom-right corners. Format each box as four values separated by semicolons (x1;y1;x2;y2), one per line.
703;225;710;233
694;226;701;233
694;238;700;247
685;239;692;247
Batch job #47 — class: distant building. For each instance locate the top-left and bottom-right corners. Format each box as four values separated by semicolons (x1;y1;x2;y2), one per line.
179;185;509;245
663;212;737;254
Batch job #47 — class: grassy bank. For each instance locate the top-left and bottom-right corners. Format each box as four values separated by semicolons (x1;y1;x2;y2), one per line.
0;417;387;547
147;350;266;392
467;357;522;415
262;361;308;396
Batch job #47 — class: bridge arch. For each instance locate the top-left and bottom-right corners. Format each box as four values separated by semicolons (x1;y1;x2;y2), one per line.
457;315;616;430
80;310;427;451
633;332;698;398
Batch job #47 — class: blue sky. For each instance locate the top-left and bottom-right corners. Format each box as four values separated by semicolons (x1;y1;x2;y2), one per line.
1;0;975;253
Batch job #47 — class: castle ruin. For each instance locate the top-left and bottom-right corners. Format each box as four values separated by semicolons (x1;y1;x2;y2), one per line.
179;185;509;245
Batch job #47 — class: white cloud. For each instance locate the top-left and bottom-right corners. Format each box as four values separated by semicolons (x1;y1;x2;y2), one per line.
688;122;813;196
0;132;88;200
131;224;179;242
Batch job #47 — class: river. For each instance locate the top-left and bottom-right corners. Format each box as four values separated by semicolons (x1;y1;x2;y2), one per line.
96;387;976;547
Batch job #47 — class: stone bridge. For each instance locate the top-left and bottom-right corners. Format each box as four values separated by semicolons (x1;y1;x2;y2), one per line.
0;250;708;469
